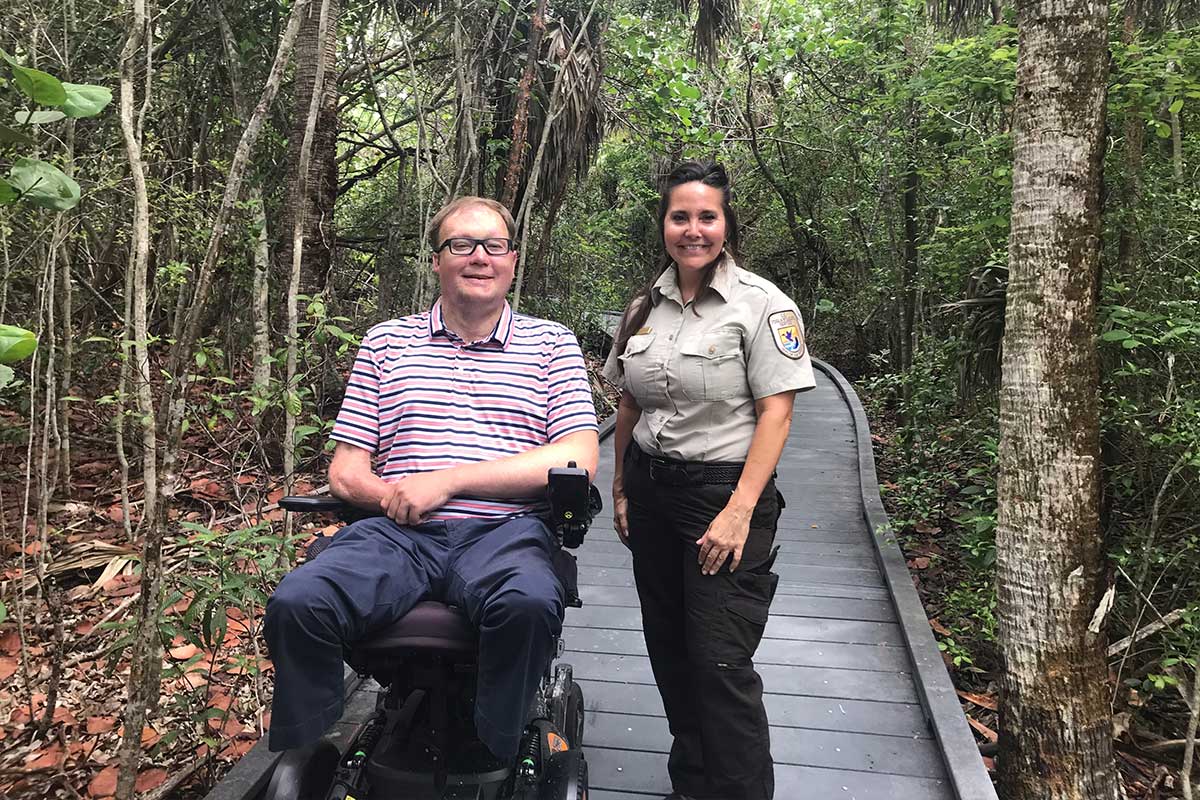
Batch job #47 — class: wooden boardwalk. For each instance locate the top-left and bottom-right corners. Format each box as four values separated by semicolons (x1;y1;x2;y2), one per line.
569;362;996;799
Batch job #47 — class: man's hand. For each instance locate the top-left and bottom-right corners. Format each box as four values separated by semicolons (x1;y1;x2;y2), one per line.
381;471;458;525
695;500;753;575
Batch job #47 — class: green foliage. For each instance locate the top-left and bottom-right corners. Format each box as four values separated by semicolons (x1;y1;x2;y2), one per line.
0;46;110;212
0;322;37;393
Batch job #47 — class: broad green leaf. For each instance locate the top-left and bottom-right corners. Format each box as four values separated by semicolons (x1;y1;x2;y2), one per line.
13;109;66;125
0;178;15;205
0;124;33;145
0;324;38;363
7;157;81;211
61;83;113;118
1101;329;1132;342
0;599;7;624
1167;98;1183;115
6;60;67;106
0;364;13;392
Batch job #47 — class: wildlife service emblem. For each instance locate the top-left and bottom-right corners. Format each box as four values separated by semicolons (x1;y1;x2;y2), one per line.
769;310;805;359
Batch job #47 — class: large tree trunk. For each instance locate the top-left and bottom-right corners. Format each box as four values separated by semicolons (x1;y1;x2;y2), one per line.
995;1;1120;799
277;0;340;294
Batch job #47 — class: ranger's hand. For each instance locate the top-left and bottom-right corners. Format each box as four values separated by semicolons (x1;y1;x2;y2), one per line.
695;501;753;575
381;471;457;525
613;483;631;549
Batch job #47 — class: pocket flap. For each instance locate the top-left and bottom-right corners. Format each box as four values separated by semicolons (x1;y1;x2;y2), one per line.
619;332;655;359
680;327;741;360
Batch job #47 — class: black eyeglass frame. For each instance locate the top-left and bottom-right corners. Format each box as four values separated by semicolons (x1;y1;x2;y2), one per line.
433;237;516;256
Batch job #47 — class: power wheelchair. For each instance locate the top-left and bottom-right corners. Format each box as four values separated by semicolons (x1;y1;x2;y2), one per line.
261;464;601;800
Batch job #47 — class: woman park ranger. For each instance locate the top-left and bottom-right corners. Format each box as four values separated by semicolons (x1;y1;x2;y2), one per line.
603;161;815;800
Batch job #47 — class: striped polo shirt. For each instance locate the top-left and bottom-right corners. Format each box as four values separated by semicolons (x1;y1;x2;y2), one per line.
331;299;598;520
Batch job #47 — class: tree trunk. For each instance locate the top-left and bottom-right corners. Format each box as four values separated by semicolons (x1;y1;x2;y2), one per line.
900;155;919;378
1116;0;1144;277
285;0;334;522
995;1;1120;799
116;0;157;534
500;0;548;210
214;0;273;398
277;0;340;295
114;1;157;795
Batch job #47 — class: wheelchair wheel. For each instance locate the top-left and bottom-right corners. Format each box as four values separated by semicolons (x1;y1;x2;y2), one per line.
550;665;584;748
262;738;340;800
537;750;587;800
563;681;584;748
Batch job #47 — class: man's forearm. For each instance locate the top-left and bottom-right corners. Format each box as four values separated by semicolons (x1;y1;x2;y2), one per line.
446;430;600;499
329;458;391;510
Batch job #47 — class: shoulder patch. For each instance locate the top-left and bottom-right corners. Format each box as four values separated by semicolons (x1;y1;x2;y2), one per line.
768;310;805;359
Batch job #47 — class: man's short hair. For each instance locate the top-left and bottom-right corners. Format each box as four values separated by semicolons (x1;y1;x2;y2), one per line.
427;197;517;251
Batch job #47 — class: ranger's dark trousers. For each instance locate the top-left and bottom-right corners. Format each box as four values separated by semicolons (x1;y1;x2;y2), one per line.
624;444;781;800
263;515;564;760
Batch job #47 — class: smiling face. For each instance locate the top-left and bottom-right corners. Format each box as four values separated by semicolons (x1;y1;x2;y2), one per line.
431;204;517;313
663;181;727;282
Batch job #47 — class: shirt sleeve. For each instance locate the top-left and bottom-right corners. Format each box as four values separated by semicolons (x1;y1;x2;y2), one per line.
600;338;624;392
745;292;817;399
330;332;382;453
546;327;599;440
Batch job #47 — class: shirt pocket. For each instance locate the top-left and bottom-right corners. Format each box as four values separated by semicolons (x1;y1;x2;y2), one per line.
679;327;745;402
618;332;663;403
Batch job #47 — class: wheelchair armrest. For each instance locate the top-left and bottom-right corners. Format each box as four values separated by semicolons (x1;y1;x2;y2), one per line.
278;496;349;514
548;464;603;549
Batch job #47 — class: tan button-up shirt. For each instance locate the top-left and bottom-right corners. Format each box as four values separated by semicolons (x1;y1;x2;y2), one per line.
603;259;816;462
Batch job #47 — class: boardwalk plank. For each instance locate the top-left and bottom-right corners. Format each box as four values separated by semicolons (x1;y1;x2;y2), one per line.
585;711;947;779
568;653;919;704
579;680;933;739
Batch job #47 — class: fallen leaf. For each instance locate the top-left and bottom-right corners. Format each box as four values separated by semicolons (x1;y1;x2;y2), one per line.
208;714;245;738
0;629;19;654
168;643;201;661
52;706;78;727
119;725;161;749
908;556;930;570
0;656;17;681
966;714;999;743
24;743;64;770
217;738;255;761
956;690;998;711
88;765;118;797
75;621;95;636
178;672;208;690
207;693;234;711
929;618;952;637
86;716;117;734
135;768;169;792
106;504;124;523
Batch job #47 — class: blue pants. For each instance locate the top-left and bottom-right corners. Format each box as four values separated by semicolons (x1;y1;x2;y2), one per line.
264;515;564;759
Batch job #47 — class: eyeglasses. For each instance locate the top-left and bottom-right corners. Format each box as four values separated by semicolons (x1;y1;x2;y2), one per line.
434;237;515;256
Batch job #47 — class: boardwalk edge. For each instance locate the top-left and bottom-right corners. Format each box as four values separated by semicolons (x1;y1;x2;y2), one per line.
812;358;999;800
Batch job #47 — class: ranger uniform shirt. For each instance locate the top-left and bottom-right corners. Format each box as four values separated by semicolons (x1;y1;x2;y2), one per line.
602;258;816;462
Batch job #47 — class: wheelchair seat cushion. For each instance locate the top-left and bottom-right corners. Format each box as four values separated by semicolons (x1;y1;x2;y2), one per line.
351;601;477;658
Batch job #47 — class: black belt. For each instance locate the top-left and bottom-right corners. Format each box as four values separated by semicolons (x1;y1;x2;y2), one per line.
630;443;744;487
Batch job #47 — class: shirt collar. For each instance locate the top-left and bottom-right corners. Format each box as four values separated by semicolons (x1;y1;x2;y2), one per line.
428;298;514;349
651;253;736;306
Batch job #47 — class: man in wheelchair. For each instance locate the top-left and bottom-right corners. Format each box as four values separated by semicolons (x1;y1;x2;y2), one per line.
263;196;599;798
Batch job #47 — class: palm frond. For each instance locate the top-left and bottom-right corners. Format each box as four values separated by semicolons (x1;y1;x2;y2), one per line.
679;0;739;66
